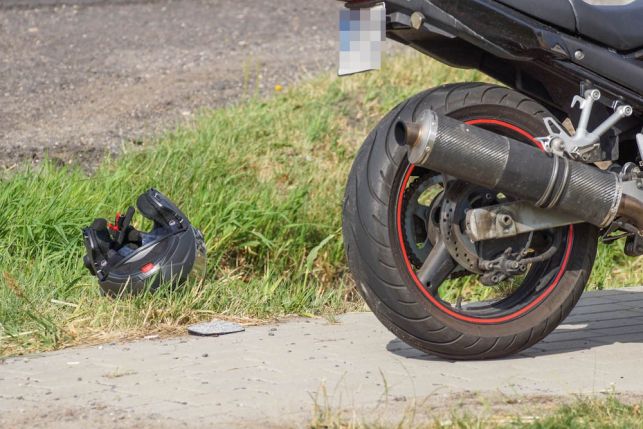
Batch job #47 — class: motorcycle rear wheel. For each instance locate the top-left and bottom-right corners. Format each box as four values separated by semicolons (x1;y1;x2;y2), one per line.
342;83;599;360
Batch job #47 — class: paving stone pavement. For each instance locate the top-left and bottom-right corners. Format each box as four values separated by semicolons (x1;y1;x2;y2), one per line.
2;287;643;428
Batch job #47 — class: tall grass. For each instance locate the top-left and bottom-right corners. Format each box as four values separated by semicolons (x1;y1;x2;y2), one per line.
0;53;640;356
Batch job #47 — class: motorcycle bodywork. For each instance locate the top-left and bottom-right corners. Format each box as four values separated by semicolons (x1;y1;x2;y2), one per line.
389;1;641;103
349;0;643;161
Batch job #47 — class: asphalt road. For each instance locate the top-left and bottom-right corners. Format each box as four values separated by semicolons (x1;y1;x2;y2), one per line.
2;287;643;428
0;0;341;168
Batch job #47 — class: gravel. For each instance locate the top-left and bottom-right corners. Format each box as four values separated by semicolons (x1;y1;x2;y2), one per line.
0;0;341;168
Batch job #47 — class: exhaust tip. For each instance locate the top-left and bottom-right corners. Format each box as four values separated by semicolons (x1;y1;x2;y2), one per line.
394;120;421;147
396;110;438;165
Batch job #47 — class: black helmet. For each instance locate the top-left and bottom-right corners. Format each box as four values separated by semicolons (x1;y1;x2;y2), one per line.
82;189;206;296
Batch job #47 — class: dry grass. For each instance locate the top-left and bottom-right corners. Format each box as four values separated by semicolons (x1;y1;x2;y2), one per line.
310;391;643;429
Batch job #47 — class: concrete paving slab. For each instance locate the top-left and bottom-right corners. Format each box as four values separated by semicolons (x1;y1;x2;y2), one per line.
1;287;643;428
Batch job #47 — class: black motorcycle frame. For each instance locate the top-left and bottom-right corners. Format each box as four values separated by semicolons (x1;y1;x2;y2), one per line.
372;0;643;162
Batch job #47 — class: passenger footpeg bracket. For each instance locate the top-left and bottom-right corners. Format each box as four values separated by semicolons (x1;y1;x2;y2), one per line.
538;89;632;162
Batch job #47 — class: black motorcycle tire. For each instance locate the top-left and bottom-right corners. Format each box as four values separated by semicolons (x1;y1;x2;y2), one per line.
342;83;599;360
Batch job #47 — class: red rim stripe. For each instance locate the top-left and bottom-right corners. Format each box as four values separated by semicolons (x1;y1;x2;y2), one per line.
396;118;574;324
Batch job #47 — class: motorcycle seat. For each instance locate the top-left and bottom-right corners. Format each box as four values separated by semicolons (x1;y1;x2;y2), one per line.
496;0;643;52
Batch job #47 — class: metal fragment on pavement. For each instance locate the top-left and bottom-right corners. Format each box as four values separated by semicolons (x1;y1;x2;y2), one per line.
187;320;245;336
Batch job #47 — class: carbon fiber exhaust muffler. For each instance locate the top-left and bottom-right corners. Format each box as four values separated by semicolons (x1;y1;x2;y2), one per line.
396;110;643;229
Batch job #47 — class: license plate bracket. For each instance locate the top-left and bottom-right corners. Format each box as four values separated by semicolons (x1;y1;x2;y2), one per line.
338;2;386;76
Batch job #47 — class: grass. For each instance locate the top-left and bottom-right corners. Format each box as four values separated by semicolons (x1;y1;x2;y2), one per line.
1;52;642;357
310;395;643;429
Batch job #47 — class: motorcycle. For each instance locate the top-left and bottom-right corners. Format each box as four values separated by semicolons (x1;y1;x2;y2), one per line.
338;0;643;359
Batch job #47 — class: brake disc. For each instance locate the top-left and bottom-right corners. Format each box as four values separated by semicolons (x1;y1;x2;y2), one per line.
440;181;533;278
401;174;443;267
439;181;486;274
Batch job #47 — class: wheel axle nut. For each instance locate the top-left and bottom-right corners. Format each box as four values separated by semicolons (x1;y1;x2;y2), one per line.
498;213;514;229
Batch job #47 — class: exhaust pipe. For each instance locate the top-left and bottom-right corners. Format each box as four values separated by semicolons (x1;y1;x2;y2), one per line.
395;110;643;229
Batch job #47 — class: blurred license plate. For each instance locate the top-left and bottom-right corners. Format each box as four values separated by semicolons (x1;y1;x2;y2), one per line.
338;3;386;76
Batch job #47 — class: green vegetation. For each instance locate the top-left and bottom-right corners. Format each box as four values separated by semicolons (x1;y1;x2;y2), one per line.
1;53;641;356
311;396;643;429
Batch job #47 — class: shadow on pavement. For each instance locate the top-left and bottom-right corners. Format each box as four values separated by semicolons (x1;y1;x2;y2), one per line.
386;288;643;361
